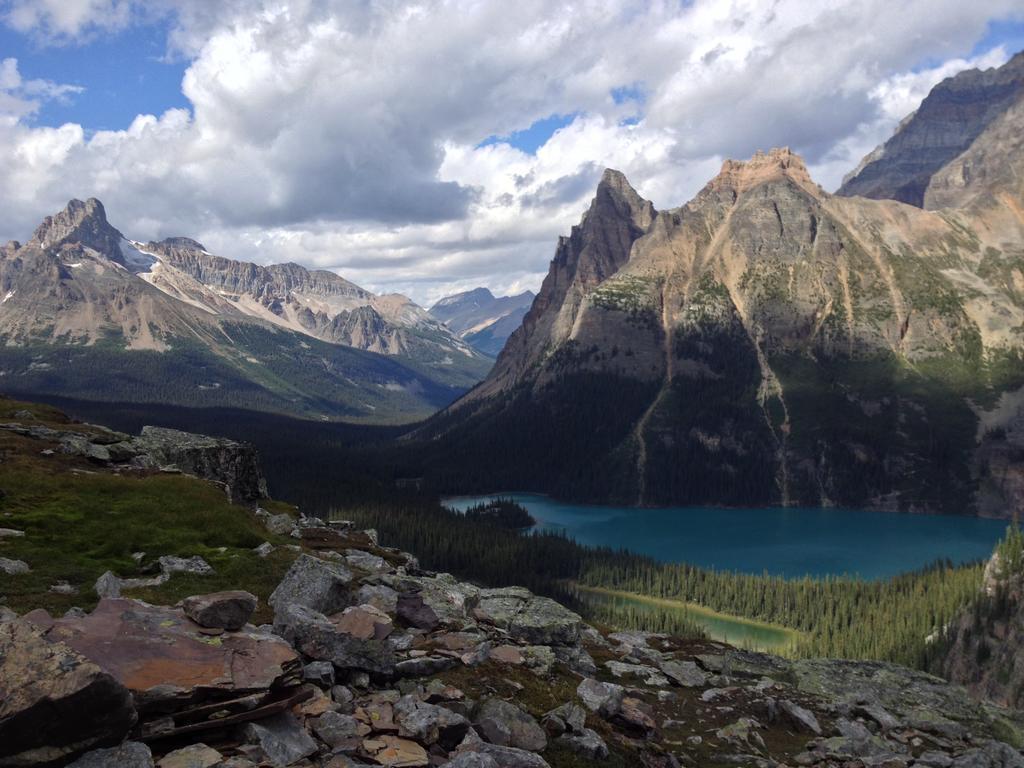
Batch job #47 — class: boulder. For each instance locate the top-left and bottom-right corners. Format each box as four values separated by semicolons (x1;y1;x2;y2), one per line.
541;702;587;736
778;699;821;735
0;557;30;575
576;679;624;717
241;713;317;767
475;588;582;646
476;698;547;752
556;728;608;760
156;744;223;768
393;694;471;749
441;754;500;768
458;743;550;768
311;711;363;748
334;604;394;640
158;555;214;577
66;742;154;768
182;591;257;631
357;584;399;614
360;735;429;767
397;593;441;631
269;554;353;617
275;604;396;676
303;660;336;687
615;697;656;735
658;659;707;688
0;619;137;766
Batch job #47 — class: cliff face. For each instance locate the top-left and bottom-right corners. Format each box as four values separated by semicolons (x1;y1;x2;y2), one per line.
838;51;1024;207
429;143;1024;512
938;546;1024;710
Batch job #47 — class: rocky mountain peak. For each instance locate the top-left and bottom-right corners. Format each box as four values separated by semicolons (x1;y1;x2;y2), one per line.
591;168;656;231
838;48;1024;206
158;237;207;252
707;147;818;197
29;197;124;257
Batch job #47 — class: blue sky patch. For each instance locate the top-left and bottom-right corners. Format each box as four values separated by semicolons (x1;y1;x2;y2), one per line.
477;112;580;154
1;20;189;131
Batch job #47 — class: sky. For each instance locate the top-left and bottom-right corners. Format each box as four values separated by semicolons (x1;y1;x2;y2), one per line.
1;1;1023;306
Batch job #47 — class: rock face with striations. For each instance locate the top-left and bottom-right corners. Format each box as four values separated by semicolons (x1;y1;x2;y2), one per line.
838;51;1024;207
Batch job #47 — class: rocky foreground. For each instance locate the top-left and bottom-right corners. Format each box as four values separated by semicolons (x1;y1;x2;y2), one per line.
3;507;1024;768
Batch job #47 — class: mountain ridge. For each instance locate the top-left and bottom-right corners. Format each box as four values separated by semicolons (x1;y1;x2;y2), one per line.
428;286;535;357
416;117;1024;513
0;198;490;422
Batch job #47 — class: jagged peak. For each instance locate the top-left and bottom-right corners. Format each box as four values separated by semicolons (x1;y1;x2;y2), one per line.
590;168;656;230
30;197;123;255
708;147;818;197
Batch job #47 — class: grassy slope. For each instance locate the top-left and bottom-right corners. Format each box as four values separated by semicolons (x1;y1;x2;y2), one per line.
0;397;298;623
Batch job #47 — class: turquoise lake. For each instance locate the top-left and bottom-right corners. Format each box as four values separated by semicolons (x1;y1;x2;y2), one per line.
442;493;1013;579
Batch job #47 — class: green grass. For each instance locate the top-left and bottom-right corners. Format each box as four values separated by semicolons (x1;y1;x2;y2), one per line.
0;418;298;619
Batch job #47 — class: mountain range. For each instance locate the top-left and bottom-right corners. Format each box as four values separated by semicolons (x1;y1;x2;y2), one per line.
0;199;491;422
429;287;535;356
416;51;1024;516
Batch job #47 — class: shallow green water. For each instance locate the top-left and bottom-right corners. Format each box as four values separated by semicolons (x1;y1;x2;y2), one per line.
576;586;798;652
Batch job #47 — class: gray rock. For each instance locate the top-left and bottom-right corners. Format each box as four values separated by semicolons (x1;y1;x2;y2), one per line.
182;590;257;630
241;712;317;767
269;554;353;616
459;743;551;768
274;604;395;676
393;694;471;749
475;587;582;646
576;678;624;717
441;754;500;768
605;660;669;686
264;514;296;536
254;542;275;558
541;702;586;736
310;711;361;748
158;555;214;577
356;584;399;613
395;655;460;678
345;549;388;572
476;698;547;752
0;557;30;575
94;571;123;599
0;528;24;538
659;659;708;687
303;660;335;687
67;742;154;768
778;699;821;735
49;581;78;595
556;727;608;760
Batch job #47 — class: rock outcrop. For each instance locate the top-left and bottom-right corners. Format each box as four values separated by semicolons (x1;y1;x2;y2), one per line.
0;420;268;502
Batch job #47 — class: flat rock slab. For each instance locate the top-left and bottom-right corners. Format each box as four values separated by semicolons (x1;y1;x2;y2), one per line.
43;598;299;713
0;619;136;766
67;742;154;768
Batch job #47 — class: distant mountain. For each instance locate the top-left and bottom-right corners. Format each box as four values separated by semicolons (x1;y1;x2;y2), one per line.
838;51;1024;206
414;108;1024;514
429;287;535;356
0;199;491;422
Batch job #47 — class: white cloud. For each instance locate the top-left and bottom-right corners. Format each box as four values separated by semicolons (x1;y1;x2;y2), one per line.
0;1;1022;304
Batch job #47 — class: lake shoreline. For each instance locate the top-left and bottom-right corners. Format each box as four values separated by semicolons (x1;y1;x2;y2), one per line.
442;492;1011;580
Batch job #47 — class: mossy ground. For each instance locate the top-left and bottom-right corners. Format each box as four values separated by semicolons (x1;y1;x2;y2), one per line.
0;397;297;621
